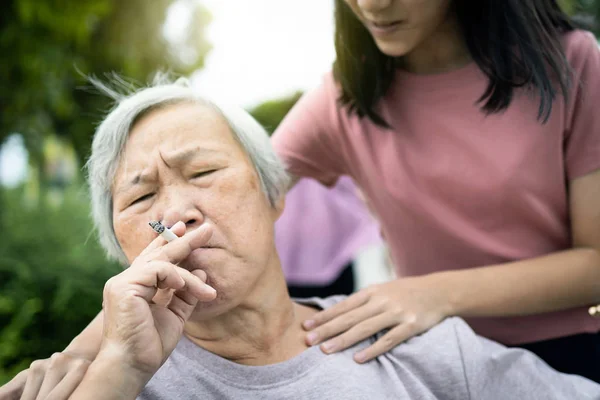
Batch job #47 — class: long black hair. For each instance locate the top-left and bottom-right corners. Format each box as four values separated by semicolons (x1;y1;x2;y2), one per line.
333;0;580;126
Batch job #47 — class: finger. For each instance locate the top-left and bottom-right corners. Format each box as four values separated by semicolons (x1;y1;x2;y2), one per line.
306;301;382;346
167;266;216;300
152;288;175;307
139;221;185;257
320;312;397;355
151;268;208;306
303;291;370;330
353;323;420;363
152;224;213;266
35;356;68;400
167;287;201;321
167;221;187;237
20;361;46;400
190;268;207;283
138;262;215;302
44;361;89;400
0;369;28;400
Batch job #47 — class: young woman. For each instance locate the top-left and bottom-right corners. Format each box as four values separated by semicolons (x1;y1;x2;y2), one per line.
271;0;600;382
2;0;599;397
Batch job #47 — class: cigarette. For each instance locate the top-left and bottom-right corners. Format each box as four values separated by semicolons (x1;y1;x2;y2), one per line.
149;220;178;242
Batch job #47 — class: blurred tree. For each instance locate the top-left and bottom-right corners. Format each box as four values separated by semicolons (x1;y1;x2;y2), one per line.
249;92;303;135
0;0;211;168
0;0;212;383
562;0;600;33
0;185;123;384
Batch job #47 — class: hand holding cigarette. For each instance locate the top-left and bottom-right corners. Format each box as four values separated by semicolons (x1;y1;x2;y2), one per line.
88;222;217;392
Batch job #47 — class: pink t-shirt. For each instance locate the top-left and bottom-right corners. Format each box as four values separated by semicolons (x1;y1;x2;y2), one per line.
272;30;600;345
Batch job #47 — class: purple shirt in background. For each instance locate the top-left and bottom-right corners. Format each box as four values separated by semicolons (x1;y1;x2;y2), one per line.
275;176;382;286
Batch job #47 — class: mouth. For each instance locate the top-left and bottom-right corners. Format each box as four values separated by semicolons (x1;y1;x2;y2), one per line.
183;245;220;267
366;19;405;36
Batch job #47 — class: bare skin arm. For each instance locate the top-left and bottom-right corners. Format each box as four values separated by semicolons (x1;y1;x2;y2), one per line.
64;311;104;360
304;170;600;362
0;312;104;400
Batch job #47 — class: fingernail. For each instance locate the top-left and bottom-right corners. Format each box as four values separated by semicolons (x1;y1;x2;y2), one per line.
307;332;319;345
172;221;184;229
205;286;216;295
303;319;316;329
321;341;336;353
354;352;366;363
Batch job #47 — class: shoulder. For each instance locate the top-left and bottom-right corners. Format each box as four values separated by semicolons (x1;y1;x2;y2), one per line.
562;29;599;71
288;71;343;123
385;317;475;359
375;318;472;398
293;295;349;310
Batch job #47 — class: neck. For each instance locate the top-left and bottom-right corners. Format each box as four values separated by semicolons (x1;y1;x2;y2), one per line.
183;257;318;366
399;11;471;74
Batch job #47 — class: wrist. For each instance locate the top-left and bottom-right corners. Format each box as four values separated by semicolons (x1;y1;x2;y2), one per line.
70;347;151;400
427;270;465;318
64;343;98;362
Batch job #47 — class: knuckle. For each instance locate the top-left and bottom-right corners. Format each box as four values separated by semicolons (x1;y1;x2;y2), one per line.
73;359;91;371
49;352;66;366
310;314;325;325
343;314;360;329
314;327;329;339
155;246;167;257
103;277;117;295
29;359;46;373
357;323;375;338
389;307;404;320
373;297;389;310
363;286;377;297
403;313;418;327
379;335;396;350
336;336;348;349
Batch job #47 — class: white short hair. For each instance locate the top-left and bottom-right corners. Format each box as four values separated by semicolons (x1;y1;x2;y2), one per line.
86;75;290;264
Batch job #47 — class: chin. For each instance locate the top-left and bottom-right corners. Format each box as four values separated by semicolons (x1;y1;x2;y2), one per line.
189;291;239;321
376;43;412;58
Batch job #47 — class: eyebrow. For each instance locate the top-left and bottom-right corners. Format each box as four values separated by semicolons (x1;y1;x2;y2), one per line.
114;147;222;194
115;171;155;195
165;147;220;166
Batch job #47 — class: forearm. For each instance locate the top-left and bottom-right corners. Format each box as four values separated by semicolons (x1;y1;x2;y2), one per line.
64;310;104;361
69;350;148;400
439;247;600;317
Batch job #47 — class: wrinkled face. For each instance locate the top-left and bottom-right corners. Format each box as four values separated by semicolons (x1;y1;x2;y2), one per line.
111;102;283;316
344;0;452;57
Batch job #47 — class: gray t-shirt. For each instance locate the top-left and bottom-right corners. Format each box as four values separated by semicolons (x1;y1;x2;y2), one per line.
138;296;600;400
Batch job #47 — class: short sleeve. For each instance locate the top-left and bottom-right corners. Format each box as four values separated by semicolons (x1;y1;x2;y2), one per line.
271;73;349;187
564;31;600;180
454;318;600;399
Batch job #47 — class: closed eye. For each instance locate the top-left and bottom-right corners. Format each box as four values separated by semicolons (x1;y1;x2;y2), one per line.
191;170;216;179
130;193;154;206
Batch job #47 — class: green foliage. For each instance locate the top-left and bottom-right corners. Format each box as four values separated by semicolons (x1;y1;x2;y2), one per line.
249;92;303;135
0;0;211;164
0;185;122;384
564;0;600;34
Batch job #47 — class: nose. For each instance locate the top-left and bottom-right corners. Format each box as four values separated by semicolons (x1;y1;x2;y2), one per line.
356;0;392;14
158;190;204;231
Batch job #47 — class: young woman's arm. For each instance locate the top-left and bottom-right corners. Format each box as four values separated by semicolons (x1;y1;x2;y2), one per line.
0;311;104;400
302;170;600;363
445;169;600;317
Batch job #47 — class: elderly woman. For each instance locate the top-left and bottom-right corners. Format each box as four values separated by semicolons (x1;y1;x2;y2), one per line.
6;78;600;400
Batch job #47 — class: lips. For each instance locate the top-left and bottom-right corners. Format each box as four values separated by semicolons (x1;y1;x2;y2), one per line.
366;19;404;37
371;20;401;27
